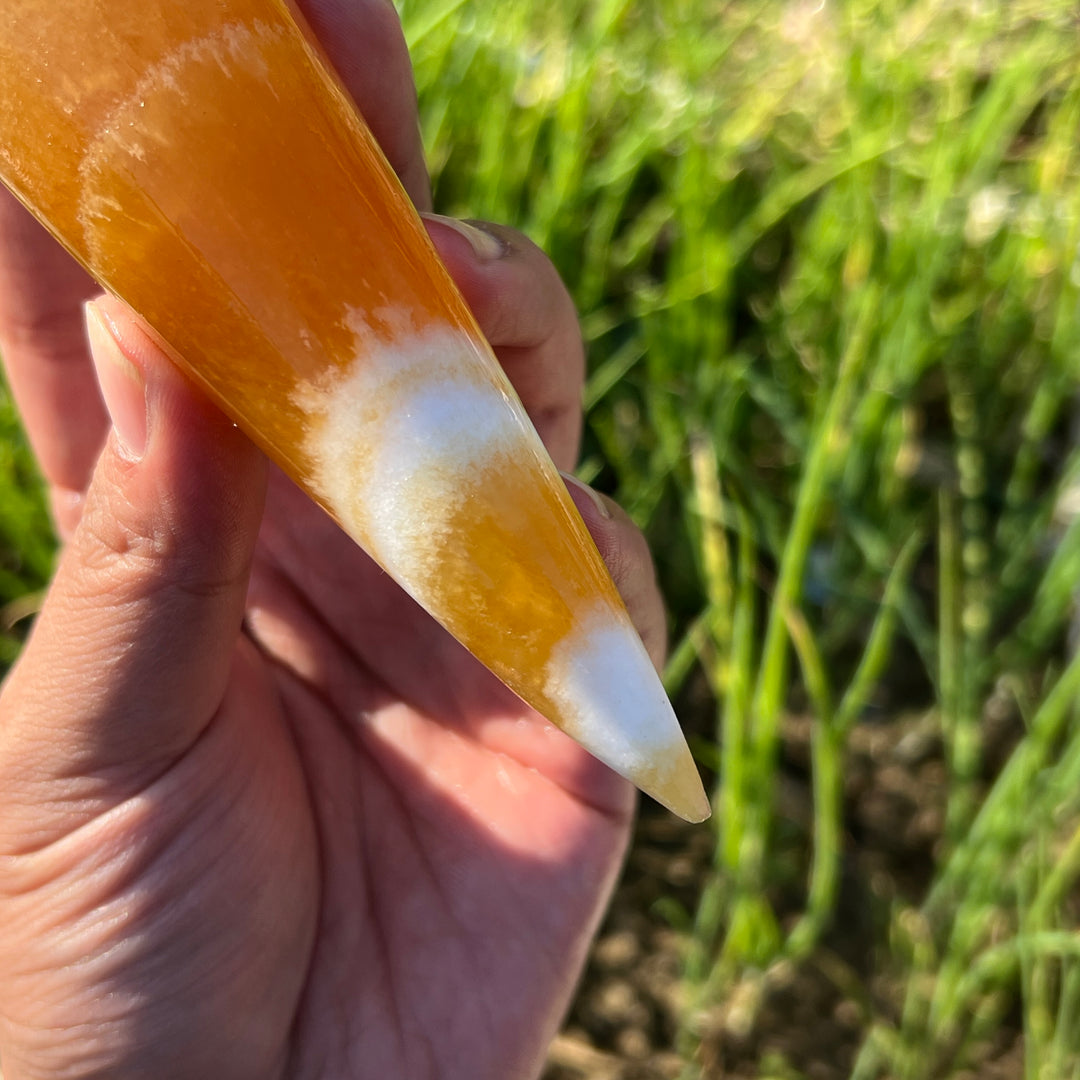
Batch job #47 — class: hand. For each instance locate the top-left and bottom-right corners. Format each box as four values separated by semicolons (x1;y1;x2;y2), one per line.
0;5;667;1078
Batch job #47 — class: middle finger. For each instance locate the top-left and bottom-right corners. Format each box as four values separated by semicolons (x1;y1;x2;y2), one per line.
422;215;586;472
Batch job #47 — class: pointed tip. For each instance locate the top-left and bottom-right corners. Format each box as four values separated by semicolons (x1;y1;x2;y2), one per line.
658;768;713;824
629;737;712;823
542;614;713;824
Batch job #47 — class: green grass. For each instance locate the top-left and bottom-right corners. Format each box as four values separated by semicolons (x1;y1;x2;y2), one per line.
403;0;1080;1073
5;0;1080;1074
0;382;53;667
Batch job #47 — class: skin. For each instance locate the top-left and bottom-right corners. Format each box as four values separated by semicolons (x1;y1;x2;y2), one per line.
0;3;668;1078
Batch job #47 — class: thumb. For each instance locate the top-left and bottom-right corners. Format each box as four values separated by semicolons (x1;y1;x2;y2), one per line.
0;297;267;840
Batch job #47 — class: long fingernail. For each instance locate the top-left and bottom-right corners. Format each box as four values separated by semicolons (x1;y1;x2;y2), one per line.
421;213;506;261
560;471;614;520
85;300;148;461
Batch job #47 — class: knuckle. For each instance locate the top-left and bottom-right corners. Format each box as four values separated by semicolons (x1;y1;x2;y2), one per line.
72;486;247;606
608;538;651;601
0;313;86;366
601;514;653;584
482;237;581;351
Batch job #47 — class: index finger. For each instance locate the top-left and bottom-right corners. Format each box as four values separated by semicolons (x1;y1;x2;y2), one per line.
0;189;104;535
423;217;586;471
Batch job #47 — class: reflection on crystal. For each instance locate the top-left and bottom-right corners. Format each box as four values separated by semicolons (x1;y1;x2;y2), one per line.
0;0;709;821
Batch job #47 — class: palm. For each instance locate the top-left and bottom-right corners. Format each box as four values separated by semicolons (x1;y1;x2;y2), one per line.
0;219;635;1080
25;464;632;1080
242;472;632;1078
0;428;633;1080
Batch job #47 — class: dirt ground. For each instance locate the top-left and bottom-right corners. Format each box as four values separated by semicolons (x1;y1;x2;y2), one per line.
543;705;1028;1080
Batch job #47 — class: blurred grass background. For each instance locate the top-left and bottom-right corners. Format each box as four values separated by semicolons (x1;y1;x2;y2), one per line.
0;383;53;667
5;0;1080;1074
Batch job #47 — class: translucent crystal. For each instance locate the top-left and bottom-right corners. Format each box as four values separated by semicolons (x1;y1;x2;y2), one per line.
0;0;709;821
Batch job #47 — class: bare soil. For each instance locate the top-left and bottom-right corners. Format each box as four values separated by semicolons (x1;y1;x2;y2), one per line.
544;707;1027;1079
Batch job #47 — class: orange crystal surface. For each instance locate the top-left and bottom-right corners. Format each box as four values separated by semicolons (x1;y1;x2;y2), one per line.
0;0;708;820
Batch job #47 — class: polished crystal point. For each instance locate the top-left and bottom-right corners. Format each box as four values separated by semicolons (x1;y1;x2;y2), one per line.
0;0;709;821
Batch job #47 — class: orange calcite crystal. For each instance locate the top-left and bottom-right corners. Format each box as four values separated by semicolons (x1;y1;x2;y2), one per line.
0;0;709;821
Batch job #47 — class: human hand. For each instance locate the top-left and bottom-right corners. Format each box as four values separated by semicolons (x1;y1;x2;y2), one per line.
0;5;666;1078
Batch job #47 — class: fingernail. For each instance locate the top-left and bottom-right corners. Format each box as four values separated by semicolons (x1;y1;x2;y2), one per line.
421;213;506;261
85;300;147;461
561;471;614;521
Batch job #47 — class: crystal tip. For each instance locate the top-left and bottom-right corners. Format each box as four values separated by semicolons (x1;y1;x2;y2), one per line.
637;738;712;823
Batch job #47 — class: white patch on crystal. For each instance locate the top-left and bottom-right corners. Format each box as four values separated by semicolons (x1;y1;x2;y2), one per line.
297;321;535;583
543;614;683;780
76;19;280;254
